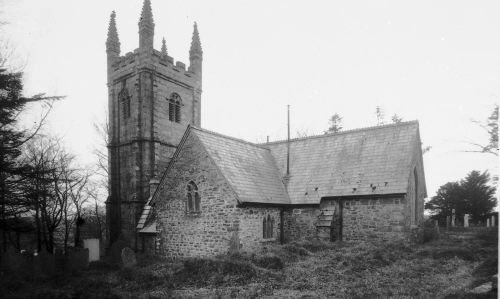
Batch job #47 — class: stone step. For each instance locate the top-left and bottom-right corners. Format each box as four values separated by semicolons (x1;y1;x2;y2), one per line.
318;215;333;221
317;220;332;227
317;228;331;239
321;210;335;216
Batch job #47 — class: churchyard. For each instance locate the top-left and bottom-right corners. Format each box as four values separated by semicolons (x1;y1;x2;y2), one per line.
0;226;497;298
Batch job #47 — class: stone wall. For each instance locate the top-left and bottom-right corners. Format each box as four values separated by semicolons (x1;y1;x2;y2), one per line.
406;150;426;227
340;196;408;241
155;133;281;258
283;207;320;242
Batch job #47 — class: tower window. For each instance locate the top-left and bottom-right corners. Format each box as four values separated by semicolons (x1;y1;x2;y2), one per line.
263;214;274;239
119;83;130;119
168;93;182;123
186;181;200;213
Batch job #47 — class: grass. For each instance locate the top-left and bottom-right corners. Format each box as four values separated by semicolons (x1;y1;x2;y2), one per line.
1;229;497;298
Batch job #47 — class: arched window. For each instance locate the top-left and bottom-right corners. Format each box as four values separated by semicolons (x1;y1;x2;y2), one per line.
168;93;182;123
186;181;200;213
119;83;130;119
263;214;274;239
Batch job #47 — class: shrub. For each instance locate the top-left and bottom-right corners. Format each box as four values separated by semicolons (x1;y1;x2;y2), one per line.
432;248;475;261
174;257;258;287
252;253;284;270
295;239;336;252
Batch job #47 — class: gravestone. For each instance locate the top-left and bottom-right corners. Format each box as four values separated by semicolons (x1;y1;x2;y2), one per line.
121;247;136;268
109;239;128;264
487;218;490;227
83;238;100;262
491;216;495;227
451;209;456;227
464;214;469;227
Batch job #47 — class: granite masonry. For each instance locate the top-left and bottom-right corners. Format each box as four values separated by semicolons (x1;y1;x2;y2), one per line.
107;1;427;256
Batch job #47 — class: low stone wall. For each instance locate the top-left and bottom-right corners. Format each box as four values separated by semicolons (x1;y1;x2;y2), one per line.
0;247;89;278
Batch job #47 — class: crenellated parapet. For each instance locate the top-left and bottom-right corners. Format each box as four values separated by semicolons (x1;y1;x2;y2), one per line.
108;49;200;88
106;1;202;87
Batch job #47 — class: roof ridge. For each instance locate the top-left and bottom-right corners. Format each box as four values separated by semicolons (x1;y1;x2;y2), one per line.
191;126;270;150
262;120;419;145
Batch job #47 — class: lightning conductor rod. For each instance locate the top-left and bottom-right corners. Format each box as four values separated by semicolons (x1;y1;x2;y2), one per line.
286;104;290;176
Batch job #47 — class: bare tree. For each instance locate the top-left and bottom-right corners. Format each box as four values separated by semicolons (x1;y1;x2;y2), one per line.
467;104;498;156
93;117;109;192
376;106;385;125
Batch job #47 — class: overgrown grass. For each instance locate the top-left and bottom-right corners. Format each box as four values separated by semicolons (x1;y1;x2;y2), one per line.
2;229;497;298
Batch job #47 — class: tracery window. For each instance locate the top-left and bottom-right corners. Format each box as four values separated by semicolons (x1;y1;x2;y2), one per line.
186;181;200;213
263;214;274;239
168;93;181;123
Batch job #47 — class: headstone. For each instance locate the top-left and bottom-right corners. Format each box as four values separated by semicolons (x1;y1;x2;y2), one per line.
434;220;440;234
464;214;469;227
83;238;100;262
109;239;128;264
121;247;136;268
487;218;490;227
491;216;495;227
451;209;456;227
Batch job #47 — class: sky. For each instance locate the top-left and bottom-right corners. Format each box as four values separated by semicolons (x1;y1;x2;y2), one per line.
2;0;499;203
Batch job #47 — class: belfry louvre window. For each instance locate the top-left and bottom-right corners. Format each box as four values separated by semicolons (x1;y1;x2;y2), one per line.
186;181;200;213
168;93;181;123
263;215;274;239
119;86;131;119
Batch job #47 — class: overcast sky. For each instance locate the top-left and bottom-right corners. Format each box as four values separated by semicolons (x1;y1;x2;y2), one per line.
3;0;499;203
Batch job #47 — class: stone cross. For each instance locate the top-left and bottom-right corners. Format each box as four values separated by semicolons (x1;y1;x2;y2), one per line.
451;209;456;227
491;216;496;227
464;214;469;227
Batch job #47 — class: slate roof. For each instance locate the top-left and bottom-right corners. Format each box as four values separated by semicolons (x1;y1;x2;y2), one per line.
144;121;422;211
191;127;290;205
265;121;421;204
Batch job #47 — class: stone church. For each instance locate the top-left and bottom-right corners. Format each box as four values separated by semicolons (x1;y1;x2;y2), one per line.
106;0;427;257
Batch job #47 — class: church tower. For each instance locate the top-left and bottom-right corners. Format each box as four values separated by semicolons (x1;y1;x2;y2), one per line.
106;0;202;249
